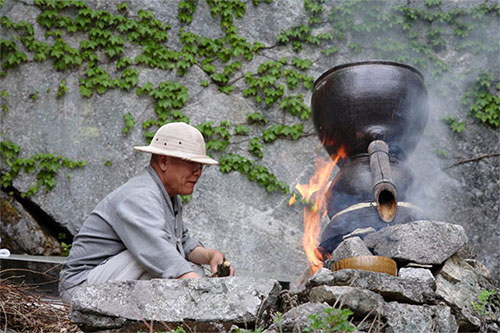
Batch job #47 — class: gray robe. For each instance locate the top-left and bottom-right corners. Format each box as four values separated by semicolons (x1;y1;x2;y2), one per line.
59;166;202;292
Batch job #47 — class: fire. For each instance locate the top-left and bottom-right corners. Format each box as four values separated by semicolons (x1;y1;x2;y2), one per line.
290;147;346;275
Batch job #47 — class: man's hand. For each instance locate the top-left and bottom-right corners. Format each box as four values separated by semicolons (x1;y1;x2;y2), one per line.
189;247;235;277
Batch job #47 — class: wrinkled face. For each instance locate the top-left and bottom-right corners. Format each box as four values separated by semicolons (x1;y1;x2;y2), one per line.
161;156;203;196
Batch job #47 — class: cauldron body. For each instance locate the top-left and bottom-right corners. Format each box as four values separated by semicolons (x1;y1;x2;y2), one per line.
312;61;429;160
312;61;430;255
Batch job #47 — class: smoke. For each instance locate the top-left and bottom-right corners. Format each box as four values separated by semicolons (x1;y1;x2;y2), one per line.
311;0;499;221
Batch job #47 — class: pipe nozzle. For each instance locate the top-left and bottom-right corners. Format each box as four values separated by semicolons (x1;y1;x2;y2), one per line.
368;140;397;223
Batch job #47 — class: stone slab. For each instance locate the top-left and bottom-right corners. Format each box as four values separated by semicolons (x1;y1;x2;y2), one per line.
71;277;281;331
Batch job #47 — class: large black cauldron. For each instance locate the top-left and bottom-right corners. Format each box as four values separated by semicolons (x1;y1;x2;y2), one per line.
312;61;429;161
312;61;430;255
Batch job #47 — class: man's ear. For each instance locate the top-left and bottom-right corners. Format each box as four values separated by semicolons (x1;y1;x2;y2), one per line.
158;155;168;172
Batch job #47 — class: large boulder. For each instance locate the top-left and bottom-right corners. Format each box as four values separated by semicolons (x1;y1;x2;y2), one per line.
329;236;373;263
71;276;281;331
363;221;468;265
383;302;458;333
435;254;500;331
304;268;435;305
309;285;385;318
0;191;61;255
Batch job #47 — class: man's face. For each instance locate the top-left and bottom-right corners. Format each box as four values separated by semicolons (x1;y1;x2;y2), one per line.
162;157;203;196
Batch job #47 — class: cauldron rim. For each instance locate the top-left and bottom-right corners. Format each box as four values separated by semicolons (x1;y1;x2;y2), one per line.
313;60;425;89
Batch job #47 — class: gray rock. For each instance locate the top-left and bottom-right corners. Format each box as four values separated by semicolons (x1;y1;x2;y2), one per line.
364;221;468;265
0;191;61;255
329;236;373;264
305;268;435;304
399;267;436;285
383;302;458;333
263;302;332;333
1;0;499;281
309;285;385;318
70;312;126;331
71;277;281;331
435;254;500;331
456;242;478;260
305;268;337;288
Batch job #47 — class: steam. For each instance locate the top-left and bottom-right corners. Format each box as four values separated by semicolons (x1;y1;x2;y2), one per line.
311;1;499;221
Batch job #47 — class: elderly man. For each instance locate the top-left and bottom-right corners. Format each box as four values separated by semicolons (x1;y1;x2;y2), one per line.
59;122;234;301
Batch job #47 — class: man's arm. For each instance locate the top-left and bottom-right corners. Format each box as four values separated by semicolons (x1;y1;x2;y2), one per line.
186;246;235;277
112;193;198;279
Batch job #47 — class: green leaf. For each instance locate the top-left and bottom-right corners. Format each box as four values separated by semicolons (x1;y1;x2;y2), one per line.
233;124;249;135
79;85;92;97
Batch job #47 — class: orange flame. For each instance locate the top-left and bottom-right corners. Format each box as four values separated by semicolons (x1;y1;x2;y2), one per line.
290;147;346;275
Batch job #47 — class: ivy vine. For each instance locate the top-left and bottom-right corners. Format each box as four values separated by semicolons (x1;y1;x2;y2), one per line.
0;0;498;199
462;71;500;127
0;141;86;197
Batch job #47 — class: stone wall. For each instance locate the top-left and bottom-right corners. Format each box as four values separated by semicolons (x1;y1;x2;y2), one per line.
70;222;500;332
0;0;498;280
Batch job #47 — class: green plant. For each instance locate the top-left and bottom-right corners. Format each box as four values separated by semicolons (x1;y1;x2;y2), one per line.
249;137;264;158
0;90;8;113
262;124;303;143
0;140;86;197
233;124;250;135
434;149;448;159
219;154;290;194
57;78;68;97
304;307;356;332
117;2;128;13
471;289;496;316
219;153;289;194
122;112;135;134
462;71;500;127
276;24;331;52
61;241;72;256
1;0;307;195
178;0;198;24
247;111;268;124
272;311;284;333
138;81;190;140
425;0;442;7
1;0;498;199
57;232;72;256
326;0;498;80
29;91;39;100
443;115;466;133
0;37;28;70
173;327;187;333
116;57;132;70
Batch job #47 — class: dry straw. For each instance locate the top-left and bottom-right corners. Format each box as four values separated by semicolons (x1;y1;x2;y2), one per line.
0;269;81;333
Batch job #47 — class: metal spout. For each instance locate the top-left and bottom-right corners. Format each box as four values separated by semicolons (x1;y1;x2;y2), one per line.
368;140;397;222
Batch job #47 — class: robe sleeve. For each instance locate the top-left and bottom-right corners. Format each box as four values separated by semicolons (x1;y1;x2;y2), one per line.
111;192;195;279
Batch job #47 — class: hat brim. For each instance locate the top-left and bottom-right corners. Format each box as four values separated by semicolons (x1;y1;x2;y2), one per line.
134;146;219;165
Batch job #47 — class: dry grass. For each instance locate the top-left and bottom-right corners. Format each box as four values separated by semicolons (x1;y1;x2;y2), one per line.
0;269;81;333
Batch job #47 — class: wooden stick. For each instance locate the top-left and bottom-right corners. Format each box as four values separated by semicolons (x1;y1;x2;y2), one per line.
442;153;500;170
211;261;231;277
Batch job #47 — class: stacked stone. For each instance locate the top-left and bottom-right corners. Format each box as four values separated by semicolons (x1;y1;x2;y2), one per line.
71;221;499;332
266;221;500;333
